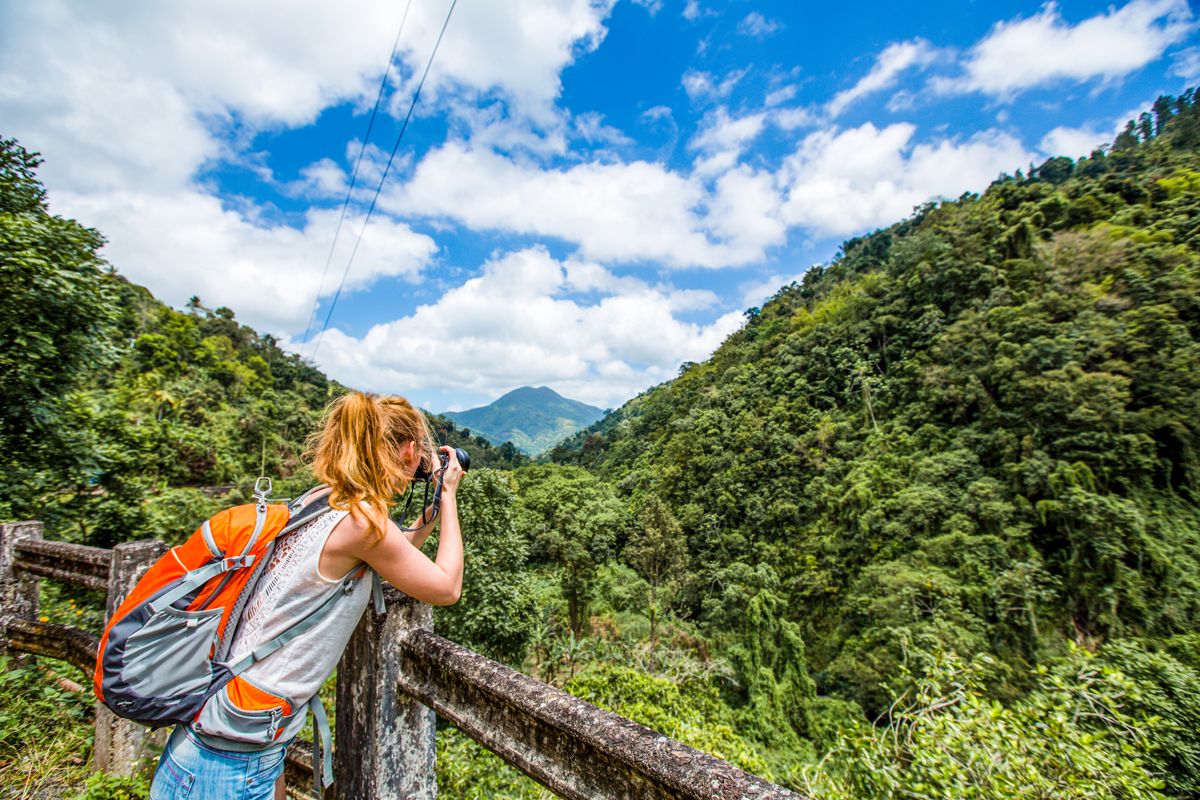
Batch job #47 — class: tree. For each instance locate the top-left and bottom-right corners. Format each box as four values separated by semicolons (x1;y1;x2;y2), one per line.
515;465;627;635
625;496;687;670
429;469;537;665
803;651;1166;800
0;138;115;516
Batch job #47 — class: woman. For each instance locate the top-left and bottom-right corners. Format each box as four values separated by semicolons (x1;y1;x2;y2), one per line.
148;391;465;800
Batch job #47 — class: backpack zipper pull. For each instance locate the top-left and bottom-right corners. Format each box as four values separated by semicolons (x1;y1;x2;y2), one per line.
268;708;283;739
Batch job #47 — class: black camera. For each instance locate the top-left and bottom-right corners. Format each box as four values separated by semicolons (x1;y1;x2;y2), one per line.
413;447;470;483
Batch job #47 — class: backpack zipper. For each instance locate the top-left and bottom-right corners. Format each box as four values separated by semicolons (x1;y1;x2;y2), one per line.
267;707;283;740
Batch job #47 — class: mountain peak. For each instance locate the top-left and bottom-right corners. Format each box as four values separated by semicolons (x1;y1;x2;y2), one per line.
500;385;560;401
442;386;603;455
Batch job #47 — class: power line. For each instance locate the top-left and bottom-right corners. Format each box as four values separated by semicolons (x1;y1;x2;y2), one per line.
310;0;458;362
299;0;413;349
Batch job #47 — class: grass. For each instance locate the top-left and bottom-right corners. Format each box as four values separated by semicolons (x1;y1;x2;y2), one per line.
0;655;95;798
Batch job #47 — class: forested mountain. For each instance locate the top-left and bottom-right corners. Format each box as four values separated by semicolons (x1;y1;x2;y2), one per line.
6;91;1200;800
544;93;1200;794
443;385;603;455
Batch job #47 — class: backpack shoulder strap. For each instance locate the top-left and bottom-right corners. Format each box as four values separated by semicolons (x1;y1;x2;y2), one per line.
371;569;386;615
310;693;334;795
276;492;333;538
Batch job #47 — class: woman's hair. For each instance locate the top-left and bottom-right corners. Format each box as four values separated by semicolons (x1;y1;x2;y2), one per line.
307;391;438;542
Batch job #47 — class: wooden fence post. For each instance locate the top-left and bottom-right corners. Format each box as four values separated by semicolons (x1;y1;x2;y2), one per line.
93;539;167;777
333;588;436;800
0;521;43;656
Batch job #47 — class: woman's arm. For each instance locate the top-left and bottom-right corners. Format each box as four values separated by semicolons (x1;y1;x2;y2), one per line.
348;448;464;605
401;503;439;548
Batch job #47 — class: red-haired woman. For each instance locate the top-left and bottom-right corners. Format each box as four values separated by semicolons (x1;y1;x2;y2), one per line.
149;391;464;800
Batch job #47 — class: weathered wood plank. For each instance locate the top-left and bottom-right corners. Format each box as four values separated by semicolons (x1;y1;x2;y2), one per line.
284;739;316;798
1;522;44;655
397;628;808;800
13;538;112;590
94;540;169;777
333;587;436;800
5;618;99;674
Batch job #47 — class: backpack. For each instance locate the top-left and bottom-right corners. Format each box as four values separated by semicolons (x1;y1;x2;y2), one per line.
93;480;383;793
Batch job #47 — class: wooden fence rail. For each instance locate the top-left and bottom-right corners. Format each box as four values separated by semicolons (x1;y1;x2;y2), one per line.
0;521;806;800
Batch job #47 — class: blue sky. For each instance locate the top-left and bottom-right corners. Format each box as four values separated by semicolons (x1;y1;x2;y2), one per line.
2;0;1197;411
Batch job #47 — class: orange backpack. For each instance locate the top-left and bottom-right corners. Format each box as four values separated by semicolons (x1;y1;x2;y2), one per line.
92;481;363;726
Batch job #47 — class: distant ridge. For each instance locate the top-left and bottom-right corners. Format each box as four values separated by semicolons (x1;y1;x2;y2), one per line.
442;386;604;455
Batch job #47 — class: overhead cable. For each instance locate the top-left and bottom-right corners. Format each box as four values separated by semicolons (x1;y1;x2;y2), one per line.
309;0;458;361
299;0;414;350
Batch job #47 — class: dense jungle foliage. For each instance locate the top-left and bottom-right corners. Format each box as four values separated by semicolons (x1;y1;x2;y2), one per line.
544;91;1200;795
4;91;1200;799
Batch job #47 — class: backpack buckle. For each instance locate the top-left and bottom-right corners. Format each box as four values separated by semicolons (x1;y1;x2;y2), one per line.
253;476;273;508
222;555;255;571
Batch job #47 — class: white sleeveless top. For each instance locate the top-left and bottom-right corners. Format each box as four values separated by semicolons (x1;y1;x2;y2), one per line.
227;508;371;743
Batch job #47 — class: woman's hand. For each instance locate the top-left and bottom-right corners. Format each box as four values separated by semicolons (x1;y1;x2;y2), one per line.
440;445;465;493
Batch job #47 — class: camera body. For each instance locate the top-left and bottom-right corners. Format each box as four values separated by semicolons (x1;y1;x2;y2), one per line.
413;447;470;483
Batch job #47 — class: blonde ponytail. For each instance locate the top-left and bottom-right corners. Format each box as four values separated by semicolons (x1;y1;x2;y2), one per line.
307;391;437;542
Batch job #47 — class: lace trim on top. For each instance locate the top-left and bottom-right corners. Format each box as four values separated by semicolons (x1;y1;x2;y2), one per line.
228;509;346;661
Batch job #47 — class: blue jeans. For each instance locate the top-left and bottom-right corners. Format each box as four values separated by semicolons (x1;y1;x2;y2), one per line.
149;725;290;800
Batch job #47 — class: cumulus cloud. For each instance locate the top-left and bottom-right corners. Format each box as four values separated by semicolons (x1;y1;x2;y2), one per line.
938;0;1194;98
765;85;798;107
739;270;810;308
1170;46;1200;80
690;107;768;176
60;191;435;333
691;108;768;154
309;247;743;408
0;0;617;338
380;142;785;268
779;122;1032;237
682;68;748;102
827;39;937;117
1040;125;1112;158
392;0;617;120
737;12;782;39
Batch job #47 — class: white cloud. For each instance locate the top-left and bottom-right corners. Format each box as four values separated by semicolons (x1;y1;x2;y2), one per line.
691;108;768;153
284;158;351;199
682;0;702;21
737;12;782;38
1039;125;1111;158
0;0;617;339
740;270;811;308
682;68;748;102
772;106;821;130
381;142;785;268
827;39;936;117
1037;104;1150;158
765;85;798;107
779;123;1032;237
392;0;617;121
1170;46;1200;80
60;191;435;333
573;111;634;147
309;247;743;408
939;0;1194;98
690;107;768;176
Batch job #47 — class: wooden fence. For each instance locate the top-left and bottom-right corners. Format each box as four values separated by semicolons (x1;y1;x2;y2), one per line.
0;521;807;800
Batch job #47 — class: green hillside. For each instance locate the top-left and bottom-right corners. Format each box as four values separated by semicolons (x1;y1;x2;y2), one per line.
545;94;1200;792
6;88;1200;799
444;385;603;455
